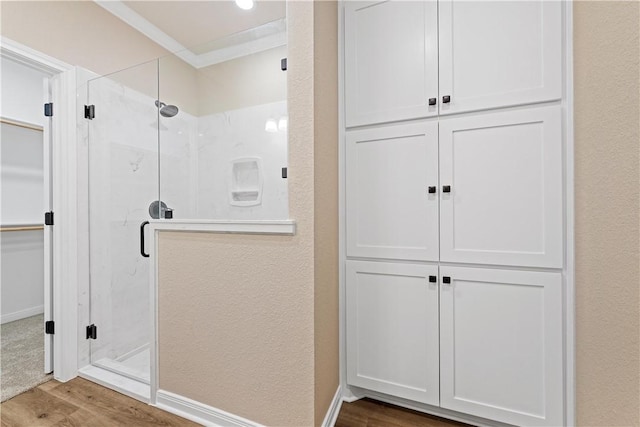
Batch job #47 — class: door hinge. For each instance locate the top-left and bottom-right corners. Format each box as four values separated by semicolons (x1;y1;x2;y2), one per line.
86;324;97;340
44;103;53;117
84;105;95;120
45;320;55;335
44;211;54;226
281;58;287;71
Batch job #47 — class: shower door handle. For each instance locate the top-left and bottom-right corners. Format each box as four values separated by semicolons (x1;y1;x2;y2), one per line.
140;221;150;258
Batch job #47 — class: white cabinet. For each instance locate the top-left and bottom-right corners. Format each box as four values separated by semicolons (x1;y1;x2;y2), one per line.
346;122;439;262
344;1;438;127
344;1;562;126
439;106;563;268
438;0;562;115
341;1;567;425
346;260;440;405
439;266;563;426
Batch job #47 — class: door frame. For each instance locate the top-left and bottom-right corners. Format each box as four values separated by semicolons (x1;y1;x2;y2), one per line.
337;1;576;426
1;36;79;382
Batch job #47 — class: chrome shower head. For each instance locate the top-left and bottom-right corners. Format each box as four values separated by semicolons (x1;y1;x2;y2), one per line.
155;100;179;118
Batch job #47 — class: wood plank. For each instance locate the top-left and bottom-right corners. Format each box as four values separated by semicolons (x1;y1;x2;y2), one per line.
336;398;471;427
0;386;80;426
45;378;198;427
0;379;198;427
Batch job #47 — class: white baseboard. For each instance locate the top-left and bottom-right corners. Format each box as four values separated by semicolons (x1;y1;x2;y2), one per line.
321;386;343;427
1;305;44;324
155;389;263;427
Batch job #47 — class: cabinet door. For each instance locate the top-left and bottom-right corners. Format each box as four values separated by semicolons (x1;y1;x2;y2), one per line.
346;260;439;405
344;1;438;127
439;0;562;115
346;122;439;261
439;266;563;426
439;106;562;268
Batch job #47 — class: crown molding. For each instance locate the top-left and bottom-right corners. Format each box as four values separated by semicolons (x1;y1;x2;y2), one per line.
94;1;285;70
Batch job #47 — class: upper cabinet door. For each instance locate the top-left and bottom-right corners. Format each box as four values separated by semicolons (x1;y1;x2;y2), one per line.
438;1;562;115
346;122;439;262
439;106;563;268
345;1;438;127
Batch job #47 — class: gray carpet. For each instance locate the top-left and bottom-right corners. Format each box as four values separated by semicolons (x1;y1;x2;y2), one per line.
1;314;53;402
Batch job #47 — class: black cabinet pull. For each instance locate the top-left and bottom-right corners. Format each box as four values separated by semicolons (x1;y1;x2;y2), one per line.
442;95;451;103
428;98;437;106
428;186;436;194
429;276;437;283
140;221;150;258
442;276;451;284
443;185;451;193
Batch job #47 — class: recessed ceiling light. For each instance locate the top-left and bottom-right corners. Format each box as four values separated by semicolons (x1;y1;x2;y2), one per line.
235;0;254;10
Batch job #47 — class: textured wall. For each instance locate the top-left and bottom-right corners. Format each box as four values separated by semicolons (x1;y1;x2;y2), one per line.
157;2;332;426
574;2;640;426
313;1;340;426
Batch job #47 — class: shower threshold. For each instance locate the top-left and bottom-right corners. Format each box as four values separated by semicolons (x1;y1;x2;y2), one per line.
78;360;150;403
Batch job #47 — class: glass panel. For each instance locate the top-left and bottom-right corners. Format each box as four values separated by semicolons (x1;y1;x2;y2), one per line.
158;16;289;220
87;59;159;384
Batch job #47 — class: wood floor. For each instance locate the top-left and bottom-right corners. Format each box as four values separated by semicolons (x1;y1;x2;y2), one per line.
335;398;471;427
1;378;470;427
0;378;198;426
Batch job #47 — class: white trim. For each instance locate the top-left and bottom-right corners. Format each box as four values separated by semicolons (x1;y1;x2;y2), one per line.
155;390;263;427
196;31;287;68
93;1;198;66
563;1;576;425
50;68;81;382
78;364;150;403
0;37;72;75
93;1;286;69
0;37;79;384
1;305;45;325
148;219;296;235
337;1;352;404
321;386;343;427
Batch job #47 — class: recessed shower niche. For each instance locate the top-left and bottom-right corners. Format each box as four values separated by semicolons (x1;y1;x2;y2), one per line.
79;9;288;396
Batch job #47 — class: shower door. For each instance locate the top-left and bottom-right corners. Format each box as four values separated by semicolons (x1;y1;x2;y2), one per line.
86;60;159;383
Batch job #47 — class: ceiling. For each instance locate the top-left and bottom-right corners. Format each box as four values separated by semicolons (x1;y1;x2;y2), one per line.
95;1;287;68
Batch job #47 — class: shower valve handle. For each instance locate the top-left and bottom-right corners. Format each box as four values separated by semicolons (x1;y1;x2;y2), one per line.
140;221;150;258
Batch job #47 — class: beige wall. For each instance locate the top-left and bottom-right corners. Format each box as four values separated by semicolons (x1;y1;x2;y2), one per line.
158;2;339;425
197;45;288;116
574;2;640;426
313;2;339;426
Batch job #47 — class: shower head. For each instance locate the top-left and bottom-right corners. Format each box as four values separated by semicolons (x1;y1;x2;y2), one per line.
155;100;179;118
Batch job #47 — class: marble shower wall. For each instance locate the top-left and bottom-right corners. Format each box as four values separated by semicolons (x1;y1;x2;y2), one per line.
196;101;289;220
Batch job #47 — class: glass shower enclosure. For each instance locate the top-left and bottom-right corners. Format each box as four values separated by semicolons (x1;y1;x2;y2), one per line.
82;20;288;391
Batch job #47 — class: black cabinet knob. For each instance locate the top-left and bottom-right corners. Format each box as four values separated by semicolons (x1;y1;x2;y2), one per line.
428;186;436;194
442;276;451;284
442;95;451;103
428;98;437;106
429;276;437;283
443;185;451;193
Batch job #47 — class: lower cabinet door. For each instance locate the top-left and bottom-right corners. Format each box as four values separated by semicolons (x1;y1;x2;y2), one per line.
439;266;563;426
346;260;439;405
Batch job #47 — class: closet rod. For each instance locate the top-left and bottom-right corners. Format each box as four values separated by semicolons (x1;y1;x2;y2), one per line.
0;117;44;132
0;225;44;232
